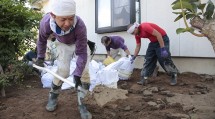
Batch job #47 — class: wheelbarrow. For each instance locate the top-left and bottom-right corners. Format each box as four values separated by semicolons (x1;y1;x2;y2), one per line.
33;64;92;119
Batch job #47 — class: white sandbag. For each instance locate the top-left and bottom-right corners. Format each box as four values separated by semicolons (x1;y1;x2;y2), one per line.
104;58;124;70
97;69;119;88
118;58;134;80
41;66;57;88
89;60;119;91
40;57;77;89
41;73;53;88
88;60;104;91
88;60;101;78
61;76;74;90
104;57;134;80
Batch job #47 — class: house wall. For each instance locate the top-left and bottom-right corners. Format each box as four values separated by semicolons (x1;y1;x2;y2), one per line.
40;0;49;13
40;0;215;75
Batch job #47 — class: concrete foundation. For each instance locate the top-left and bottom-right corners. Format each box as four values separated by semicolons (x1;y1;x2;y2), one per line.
91;55;215;75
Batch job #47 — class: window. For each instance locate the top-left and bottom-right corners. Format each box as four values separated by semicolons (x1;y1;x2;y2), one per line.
95;0;140;34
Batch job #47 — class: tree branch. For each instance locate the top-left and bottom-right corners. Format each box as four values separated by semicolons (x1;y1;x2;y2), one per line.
180;0;189;28
179;0;205;37
190;32;205;37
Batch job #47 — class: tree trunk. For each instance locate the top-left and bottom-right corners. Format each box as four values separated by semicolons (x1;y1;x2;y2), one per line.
190;17;215;53
0;64;6;97
201;19;215;53
1;87;6;97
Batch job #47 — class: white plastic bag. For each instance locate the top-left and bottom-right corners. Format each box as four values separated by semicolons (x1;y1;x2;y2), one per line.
89;60;119;91
41;66;57;88
118;60;134;80
105;57;134;80
40;57;77;90
97;69;119;88
61;76;74;90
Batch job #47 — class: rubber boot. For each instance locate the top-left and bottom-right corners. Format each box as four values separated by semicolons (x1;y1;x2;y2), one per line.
77;90;92;119
137;77;148;85
79;105;92;119
170;73;177;86
46;83;61;112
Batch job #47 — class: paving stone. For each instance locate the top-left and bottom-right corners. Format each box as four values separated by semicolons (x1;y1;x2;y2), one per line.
147;101;157;107
143;90;153;96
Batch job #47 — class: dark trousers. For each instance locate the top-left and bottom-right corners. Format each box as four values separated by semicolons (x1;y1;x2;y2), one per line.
141;35;179;77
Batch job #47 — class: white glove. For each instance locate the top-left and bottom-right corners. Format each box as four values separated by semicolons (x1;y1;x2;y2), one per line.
128;55;132;60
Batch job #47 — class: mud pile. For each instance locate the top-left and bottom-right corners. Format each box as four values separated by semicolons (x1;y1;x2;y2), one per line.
83;85;128;107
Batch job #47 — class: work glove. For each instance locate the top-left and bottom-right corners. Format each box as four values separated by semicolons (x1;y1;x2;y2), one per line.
130;55;136;64
35;58;45;67
128;55;132;59
74;75;82;89
160;47;169;58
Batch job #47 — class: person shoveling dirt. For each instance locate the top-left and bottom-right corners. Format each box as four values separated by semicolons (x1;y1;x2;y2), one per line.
33;64;92;119
33;64;128;119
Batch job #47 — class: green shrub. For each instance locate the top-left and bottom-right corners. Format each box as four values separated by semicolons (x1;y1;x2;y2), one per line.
0;0;42;88
0;61;35;88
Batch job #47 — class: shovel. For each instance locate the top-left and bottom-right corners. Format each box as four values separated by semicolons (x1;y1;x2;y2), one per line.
33;64;92;119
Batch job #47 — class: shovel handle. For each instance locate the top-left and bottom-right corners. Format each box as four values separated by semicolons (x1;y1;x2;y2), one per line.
33;64;86;92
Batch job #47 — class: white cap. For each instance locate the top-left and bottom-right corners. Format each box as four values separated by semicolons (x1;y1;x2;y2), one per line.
127;22;140;34
50;0;76;16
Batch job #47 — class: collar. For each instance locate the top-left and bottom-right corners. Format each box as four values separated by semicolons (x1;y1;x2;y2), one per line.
49;15;77;36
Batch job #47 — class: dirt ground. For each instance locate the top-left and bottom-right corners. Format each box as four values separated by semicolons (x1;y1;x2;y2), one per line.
0;69;215;119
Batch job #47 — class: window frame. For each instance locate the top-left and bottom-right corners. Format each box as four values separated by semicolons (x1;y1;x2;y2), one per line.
95;0;140;34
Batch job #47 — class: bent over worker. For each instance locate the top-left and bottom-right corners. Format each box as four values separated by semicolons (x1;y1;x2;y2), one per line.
101;36;131;59
127;22;179;86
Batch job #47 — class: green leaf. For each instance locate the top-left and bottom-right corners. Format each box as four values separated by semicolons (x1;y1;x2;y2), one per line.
172;1;182;9
191;3;198;13
190;0;200;6
189;0;199;2
172;12;183;14
197;3;206;11
172;1;193;11
174;14;183;22
172;0;191;5
186;14;196;19
204;0;215;20
188;28;195;33
176;28;188;34
171;0;180;5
